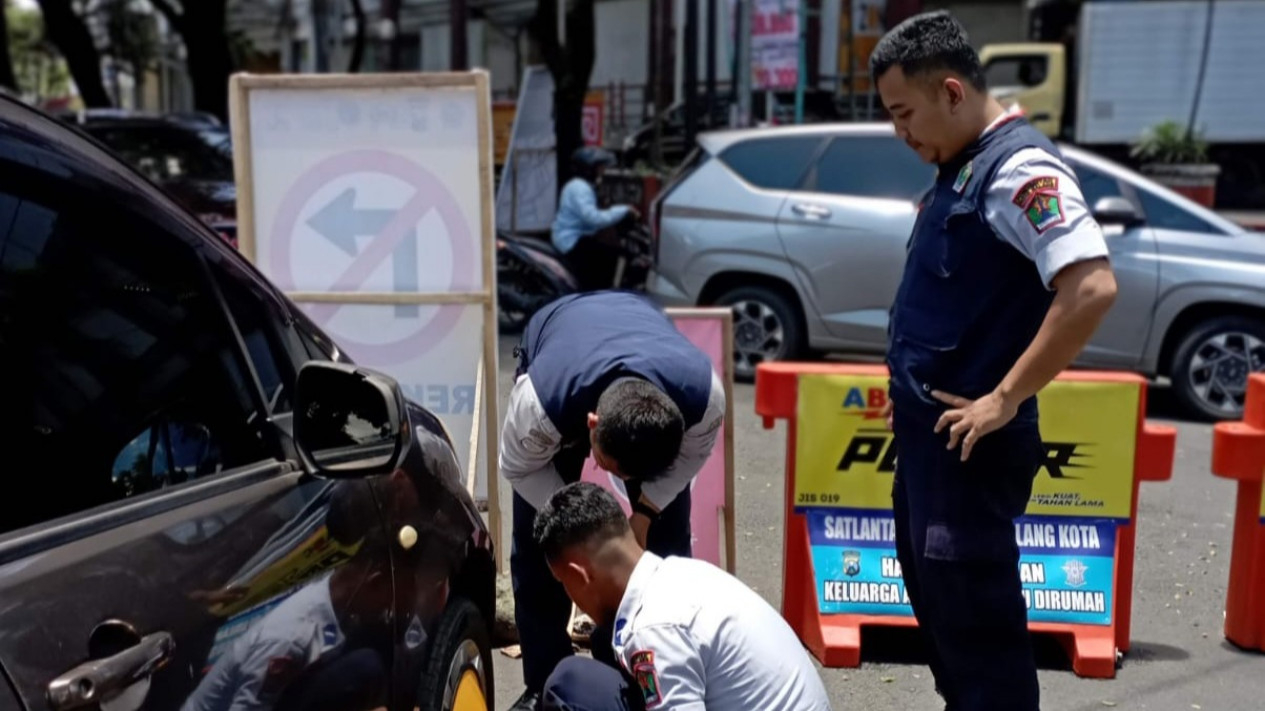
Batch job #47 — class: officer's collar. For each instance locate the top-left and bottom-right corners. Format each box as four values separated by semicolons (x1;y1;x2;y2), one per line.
940;110;1028;175
613;551;664;647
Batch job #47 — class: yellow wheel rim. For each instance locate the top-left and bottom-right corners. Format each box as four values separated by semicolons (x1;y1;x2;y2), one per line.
451;668;486;711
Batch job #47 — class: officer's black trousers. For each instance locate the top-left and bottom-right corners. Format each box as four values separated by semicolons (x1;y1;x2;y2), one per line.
891;411;1043;711
542;656;647;711
511;443;693;693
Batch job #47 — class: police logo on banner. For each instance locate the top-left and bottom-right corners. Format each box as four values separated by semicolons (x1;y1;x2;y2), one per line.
843;550;862;577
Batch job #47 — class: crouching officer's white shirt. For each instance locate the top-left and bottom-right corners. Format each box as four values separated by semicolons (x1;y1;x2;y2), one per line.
611;552;832;710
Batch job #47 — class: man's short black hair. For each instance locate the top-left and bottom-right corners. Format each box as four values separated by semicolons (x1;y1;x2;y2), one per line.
869;10;986;91
594;378;684;481
533;482;631;562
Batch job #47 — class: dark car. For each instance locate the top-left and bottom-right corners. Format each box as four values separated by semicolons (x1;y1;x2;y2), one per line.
59;110;239;246
0;95;495;711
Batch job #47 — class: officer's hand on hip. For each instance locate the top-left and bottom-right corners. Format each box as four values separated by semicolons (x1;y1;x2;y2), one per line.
931;390;1019;462
881;399;894;431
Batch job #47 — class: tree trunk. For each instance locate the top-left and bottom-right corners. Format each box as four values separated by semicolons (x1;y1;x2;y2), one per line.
0;9;19;91
530;0;597;190
348;0;366;72
181;1;233;120
36;0;112;107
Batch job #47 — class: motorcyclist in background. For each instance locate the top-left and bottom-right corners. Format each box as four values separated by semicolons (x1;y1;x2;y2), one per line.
551;147;641;291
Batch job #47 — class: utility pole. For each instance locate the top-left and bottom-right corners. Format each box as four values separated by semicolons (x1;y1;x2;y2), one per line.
735;0;753;128
795;0;807;124
383;0;402;70
684;0;699;146
451;0;469;69
312;0;330;72
705;0;717;122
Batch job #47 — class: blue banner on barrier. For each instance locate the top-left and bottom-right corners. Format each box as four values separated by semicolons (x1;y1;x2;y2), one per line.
806;508;1118;626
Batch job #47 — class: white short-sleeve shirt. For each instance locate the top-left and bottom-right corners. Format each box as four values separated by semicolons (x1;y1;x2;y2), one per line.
980;109;1110;287
611;553;832;710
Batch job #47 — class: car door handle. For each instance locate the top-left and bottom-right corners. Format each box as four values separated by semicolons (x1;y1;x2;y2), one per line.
792;203;832;219
47;632;175;711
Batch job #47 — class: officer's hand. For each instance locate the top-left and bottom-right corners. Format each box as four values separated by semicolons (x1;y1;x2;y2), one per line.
930;390;1018;461
880;399;894;430
630;512;652;548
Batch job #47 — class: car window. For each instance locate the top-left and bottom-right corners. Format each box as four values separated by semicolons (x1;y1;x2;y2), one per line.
1070;162;1123;209
0;175;274;536
86;125;234;183
811;136;936;200
985;55;1050;90
719;136;823;190
1136;189;1224;234
214;269;295;414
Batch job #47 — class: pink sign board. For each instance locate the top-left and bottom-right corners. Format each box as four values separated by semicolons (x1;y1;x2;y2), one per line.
580;310;734;571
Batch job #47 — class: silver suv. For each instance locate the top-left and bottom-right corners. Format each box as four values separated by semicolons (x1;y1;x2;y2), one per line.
646;123;1265;421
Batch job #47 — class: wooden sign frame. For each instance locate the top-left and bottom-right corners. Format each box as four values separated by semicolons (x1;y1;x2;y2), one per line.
227;70;503;570
664;307;738;574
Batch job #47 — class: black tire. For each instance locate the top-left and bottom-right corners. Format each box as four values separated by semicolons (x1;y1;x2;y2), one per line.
417;597;494;711
714;285;806;382
1169;315;1265;422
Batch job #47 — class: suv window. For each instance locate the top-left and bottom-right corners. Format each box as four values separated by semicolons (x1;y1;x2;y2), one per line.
719;136;823;190
0;173;273;535
1137;189;1223;234
810;136;935;200
1069;161;1124;209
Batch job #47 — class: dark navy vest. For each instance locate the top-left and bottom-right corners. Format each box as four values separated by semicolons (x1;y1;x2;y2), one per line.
887;117;1060;426
519;291;713;441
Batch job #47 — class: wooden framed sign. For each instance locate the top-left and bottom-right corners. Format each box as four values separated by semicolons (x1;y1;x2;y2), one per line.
228;70;502;566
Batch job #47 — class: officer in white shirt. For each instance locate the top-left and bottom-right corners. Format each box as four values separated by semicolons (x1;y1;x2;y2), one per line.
501;291;726;710
533;482;832;711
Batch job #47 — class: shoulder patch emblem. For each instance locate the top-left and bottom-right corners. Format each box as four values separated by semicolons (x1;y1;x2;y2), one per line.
1011;176;1065;233
630;649;663;708
259;655;301;698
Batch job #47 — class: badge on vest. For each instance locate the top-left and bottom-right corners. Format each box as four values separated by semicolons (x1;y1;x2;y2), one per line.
631;649;663;707
952;160;974;194
1012;175;1065;233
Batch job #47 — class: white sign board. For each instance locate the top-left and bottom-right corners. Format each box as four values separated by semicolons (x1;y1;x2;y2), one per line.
495;65;557;234
229;71;502;565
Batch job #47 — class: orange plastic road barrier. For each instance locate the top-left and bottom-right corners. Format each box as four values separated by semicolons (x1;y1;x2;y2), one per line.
1210;373;1265;651
756;363;1176;679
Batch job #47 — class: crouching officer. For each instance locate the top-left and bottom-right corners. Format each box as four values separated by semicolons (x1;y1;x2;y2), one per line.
499;290;725;711
534;483;832;711
871;11;1119;711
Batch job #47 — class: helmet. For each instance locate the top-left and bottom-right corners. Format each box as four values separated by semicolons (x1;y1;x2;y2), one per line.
571;146;616;171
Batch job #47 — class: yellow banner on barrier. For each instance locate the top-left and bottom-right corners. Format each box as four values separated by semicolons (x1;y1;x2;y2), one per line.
794;374;1141;519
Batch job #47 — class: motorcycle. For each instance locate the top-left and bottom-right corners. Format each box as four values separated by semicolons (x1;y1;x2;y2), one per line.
496;219;654;333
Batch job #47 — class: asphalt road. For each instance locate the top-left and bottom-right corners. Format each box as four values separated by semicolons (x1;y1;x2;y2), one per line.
487;336;1261;710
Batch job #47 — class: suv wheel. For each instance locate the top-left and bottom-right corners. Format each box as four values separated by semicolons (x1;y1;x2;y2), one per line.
1170;315;1265;421
418;597;494;711
715;286;806;381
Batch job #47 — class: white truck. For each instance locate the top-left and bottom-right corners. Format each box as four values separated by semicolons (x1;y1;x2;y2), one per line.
980;0;1265;208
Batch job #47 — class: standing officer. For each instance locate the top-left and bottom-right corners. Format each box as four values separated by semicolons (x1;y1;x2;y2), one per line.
499;290;725;711
871;11;1118;710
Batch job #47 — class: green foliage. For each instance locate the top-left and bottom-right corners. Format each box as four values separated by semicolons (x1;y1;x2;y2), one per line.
6;1;73;100
1130;120;1210;165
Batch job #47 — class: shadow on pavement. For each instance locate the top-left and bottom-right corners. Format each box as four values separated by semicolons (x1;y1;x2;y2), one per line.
856;627;1129;673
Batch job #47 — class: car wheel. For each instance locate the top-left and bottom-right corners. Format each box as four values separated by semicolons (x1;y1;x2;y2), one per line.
715;286;806;382
417;597;494;711
1170;315;1265;422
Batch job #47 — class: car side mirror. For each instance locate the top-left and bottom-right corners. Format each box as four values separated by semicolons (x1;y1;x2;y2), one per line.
294;361;407;478
1093;196;1144;228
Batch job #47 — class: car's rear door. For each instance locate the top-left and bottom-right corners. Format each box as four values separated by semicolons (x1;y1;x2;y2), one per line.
774;134;934;348
0;147;396;711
